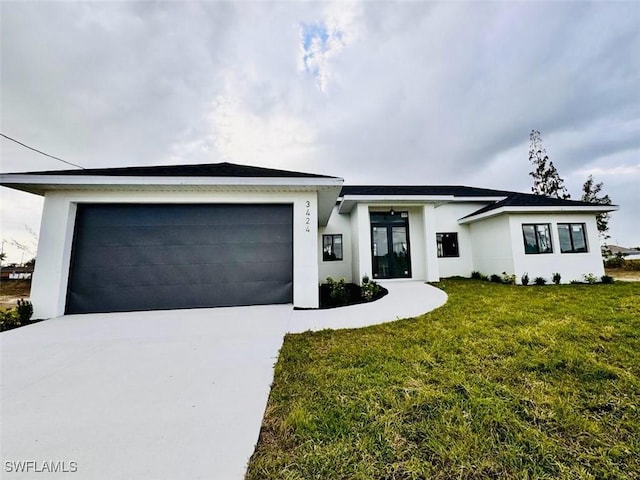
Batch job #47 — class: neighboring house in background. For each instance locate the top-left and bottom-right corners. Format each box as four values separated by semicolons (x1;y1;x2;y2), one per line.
0;162;617;318
603;245;640;260
0;266;34;280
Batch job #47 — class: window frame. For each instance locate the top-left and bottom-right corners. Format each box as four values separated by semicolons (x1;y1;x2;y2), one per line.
436;232;460;258
521;223;553;254
557;223;588;253
322;234;343;261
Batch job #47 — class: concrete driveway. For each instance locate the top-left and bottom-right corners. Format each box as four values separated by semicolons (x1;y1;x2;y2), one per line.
1;281;446;479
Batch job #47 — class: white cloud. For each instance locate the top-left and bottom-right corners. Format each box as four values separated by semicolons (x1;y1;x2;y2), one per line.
208;95;316;169
298;2;363;92
1;0;639;250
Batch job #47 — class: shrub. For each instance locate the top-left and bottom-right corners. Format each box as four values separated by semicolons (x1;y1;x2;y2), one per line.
534;276;547;285
552;272;561;285
0;309;21;332
583;273;598;284
490;274;502;283
521;272;530;286
326;277;349;304
604;254;625;268
601;275;614;284
361;276;381;301
470;271;490;281
501;272;516;285
16;299;33;323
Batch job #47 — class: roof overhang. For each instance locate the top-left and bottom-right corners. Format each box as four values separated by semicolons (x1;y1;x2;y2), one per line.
337;195;508;213
338;194;455;213
458;204;620;224
0;173;344;226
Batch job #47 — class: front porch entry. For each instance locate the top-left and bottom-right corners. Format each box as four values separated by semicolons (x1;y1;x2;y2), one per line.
370;211;411;279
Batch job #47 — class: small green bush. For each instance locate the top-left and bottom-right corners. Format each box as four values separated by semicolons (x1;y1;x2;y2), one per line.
521;272;530;286
16;299;33;323
326;277;348;304
534;276;547;285
601;275;614;284
552;272;561;285
490;274;501;283
604;254;625;268
501;272;516;285
361;276;381;301
583;273;598;284
0;309;21;332
470;271;483;280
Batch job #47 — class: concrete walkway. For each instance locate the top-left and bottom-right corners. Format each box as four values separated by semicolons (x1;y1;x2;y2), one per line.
0;281;446;479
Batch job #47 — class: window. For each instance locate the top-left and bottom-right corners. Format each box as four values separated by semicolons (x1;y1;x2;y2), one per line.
323;234;343;261
558;223;587;253
522;224;553;254
437;233;459;257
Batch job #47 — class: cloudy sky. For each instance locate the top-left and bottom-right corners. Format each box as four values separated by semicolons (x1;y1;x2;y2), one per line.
1;1;638;263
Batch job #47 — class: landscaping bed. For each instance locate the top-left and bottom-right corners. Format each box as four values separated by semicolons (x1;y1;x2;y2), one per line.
247;279;640;479
0;280;38;332
319;280;388;309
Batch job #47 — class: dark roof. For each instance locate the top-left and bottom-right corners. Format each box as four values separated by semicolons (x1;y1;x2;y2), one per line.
339;186;614;216
340;185;517;197
461;193;613;219
21;162;338;179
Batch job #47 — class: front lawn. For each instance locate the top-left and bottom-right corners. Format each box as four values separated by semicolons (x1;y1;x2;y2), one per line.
246;279;640;479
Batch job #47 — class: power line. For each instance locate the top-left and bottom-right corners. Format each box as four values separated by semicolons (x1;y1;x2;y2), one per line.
1;133;85;170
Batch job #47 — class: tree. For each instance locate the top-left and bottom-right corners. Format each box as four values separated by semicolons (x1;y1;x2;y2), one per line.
581;174;612;240
528;130;570;199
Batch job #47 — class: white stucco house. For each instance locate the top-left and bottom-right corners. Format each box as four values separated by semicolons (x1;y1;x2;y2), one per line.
0;162;617;318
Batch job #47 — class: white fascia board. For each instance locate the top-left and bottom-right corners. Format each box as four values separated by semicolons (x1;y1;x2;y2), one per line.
338;194;455;213
341;194;456;202
458;205;620;224
0;173;344;227
0;174;343;188
447;196;508;202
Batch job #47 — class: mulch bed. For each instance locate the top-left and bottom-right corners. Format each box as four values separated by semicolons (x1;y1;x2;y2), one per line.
318;283;388;309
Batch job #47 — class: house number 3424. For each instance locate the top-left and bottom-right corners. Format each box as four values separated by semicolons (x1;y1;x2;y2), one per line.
305;201;311;232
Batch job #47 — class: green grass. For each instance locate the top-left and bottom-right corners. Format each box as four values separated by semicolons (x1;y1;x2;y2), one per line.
246;279;640;480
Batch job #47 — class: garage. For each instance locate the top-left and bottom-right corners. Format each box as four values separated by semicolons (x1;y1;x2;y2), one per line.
66;203;293;314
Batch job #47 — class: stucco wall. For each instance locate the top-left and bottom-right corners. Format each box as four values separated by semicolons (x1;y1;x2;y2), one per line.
508;213;604;283
350;203;372;284
316;202;605;289
434;202;489;278
318;206;353;283
469;215;515;276
467;212;605;284
407;207;426;280
31;189;320;318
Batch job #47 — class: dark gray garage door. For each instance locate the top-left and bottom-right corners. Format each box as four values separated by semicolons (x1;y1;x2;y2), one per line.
66;204;293;314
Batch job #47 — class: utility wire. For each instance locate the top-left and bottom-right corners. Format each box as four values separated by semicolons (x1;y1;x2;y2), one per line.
1;133;85;170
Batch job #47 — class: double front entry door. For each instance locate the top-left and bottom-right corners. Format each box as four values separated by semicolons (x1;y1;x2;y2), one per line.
371;211;411;279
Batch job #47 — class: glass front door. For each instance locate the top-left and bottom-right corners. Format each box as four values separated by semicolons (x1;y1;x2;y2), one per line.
371;212;411;279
